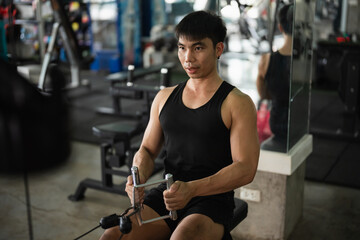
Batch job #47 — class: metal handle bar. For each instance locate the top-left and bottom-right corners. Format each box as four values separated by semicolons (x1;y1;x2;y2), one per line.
131;166;177;224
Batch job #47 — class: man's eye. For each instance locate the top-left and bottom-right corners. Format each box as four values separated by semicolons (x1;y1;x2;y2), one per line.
195;47;202;51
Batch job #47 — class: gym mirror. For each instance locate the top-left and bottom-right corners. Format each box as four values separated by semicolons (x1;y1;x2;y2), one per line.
217;0;314;153
288;0;314;151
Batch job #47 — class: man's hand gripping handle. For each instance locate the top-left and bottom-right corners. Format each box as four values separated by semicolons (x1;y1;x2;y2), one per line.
131;166;177;222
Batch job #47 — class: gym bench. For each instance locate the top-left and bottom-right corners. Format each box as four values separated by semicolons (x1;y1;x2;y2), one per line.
69;64;175;201
97;62;175;118
69;120;164;201
230;198;248;230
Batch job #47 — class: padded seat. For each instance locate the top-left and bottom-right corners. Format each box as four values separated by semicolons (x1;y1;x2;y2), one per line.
92;120;143;141
69;120;146;201
230;198;248;231
91;120;144;170
221;198;248;240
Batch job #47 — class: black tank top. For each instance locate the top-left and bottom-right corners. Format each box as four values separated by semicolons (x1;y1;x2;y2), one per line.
264;51;290;138
159;80;235;182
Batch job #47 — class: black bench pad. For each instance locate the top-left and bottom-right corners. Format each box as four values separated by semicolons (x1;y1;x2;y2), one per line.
92;120;143;140
229;198;248;231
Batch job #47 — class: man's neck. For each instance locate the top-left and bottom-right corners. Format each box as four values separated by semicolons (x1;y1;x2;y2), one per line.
187;74;223;94
182;75;223;109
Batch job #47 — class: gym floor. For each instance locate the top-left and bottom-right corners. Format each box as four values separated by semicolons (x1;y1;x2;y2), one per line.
1;140;360;240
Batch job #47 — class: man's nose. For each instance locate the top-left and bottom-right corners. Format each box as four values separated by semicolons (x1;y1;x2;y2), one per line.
184;50;194;62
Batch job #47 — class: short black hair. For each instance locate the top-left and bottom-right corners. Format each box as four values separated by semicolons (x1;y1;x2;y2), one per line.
175;11;227;48
278;4;294;35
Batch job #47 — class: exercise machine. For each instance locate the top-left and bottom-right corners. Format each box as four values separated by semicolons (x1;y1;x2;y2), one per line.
97;62;175;118
68;64;173;201
73;166;177;239
38;0;92;91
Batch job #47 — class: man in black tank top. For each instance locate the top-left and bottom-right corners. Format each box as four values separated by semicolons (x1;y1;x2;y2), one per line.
100;11;259;240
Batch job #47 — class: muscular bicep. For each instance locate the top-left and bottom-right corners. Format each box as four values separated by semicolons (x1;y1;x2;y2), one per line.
229;94;259;172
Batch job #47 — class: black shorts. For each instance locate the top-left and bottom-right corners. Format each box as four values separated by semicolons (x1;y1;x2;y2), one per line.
143;183;235;232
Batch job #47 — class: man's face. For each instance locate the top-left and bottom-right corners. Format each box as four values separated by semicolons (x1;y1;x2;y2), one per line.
177;36;220;80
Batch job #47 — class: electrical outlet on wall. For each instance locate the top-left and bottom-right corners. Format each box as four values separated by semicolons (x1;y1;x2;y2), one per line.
239;187;261;202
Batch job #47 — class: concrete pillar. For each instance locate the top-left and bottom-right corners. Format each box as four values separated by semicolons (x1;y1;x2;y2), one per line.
231;134;312;240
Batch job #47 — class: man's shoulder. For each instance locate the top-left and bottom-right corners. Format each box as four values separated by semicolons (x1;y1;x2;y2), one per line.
221;87;256;129
226;88;256;112
228;88;251;102
157;85;178;99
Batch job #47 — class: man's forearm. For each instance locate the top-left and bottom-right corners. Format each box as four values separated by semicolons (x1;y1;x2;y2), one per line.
132;146;155;183
188;161;256;198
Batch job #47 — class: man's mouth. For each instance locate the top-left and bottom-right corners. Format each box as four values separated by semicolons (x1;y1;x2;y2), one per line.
185;66;198;74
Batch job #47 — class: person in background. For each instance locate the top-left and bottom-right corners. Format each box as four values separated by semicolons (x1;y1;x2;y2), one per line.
100;10;259;240
256;3;293;151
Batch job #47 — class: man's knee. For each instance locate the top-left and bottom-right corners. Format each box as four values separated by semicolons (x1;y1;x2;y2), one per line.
171;214;224;240
99;227;122;240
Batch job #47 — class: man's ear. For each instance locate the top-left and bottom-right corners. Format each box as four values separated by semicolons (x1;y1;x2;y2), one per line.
216;42;224;59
